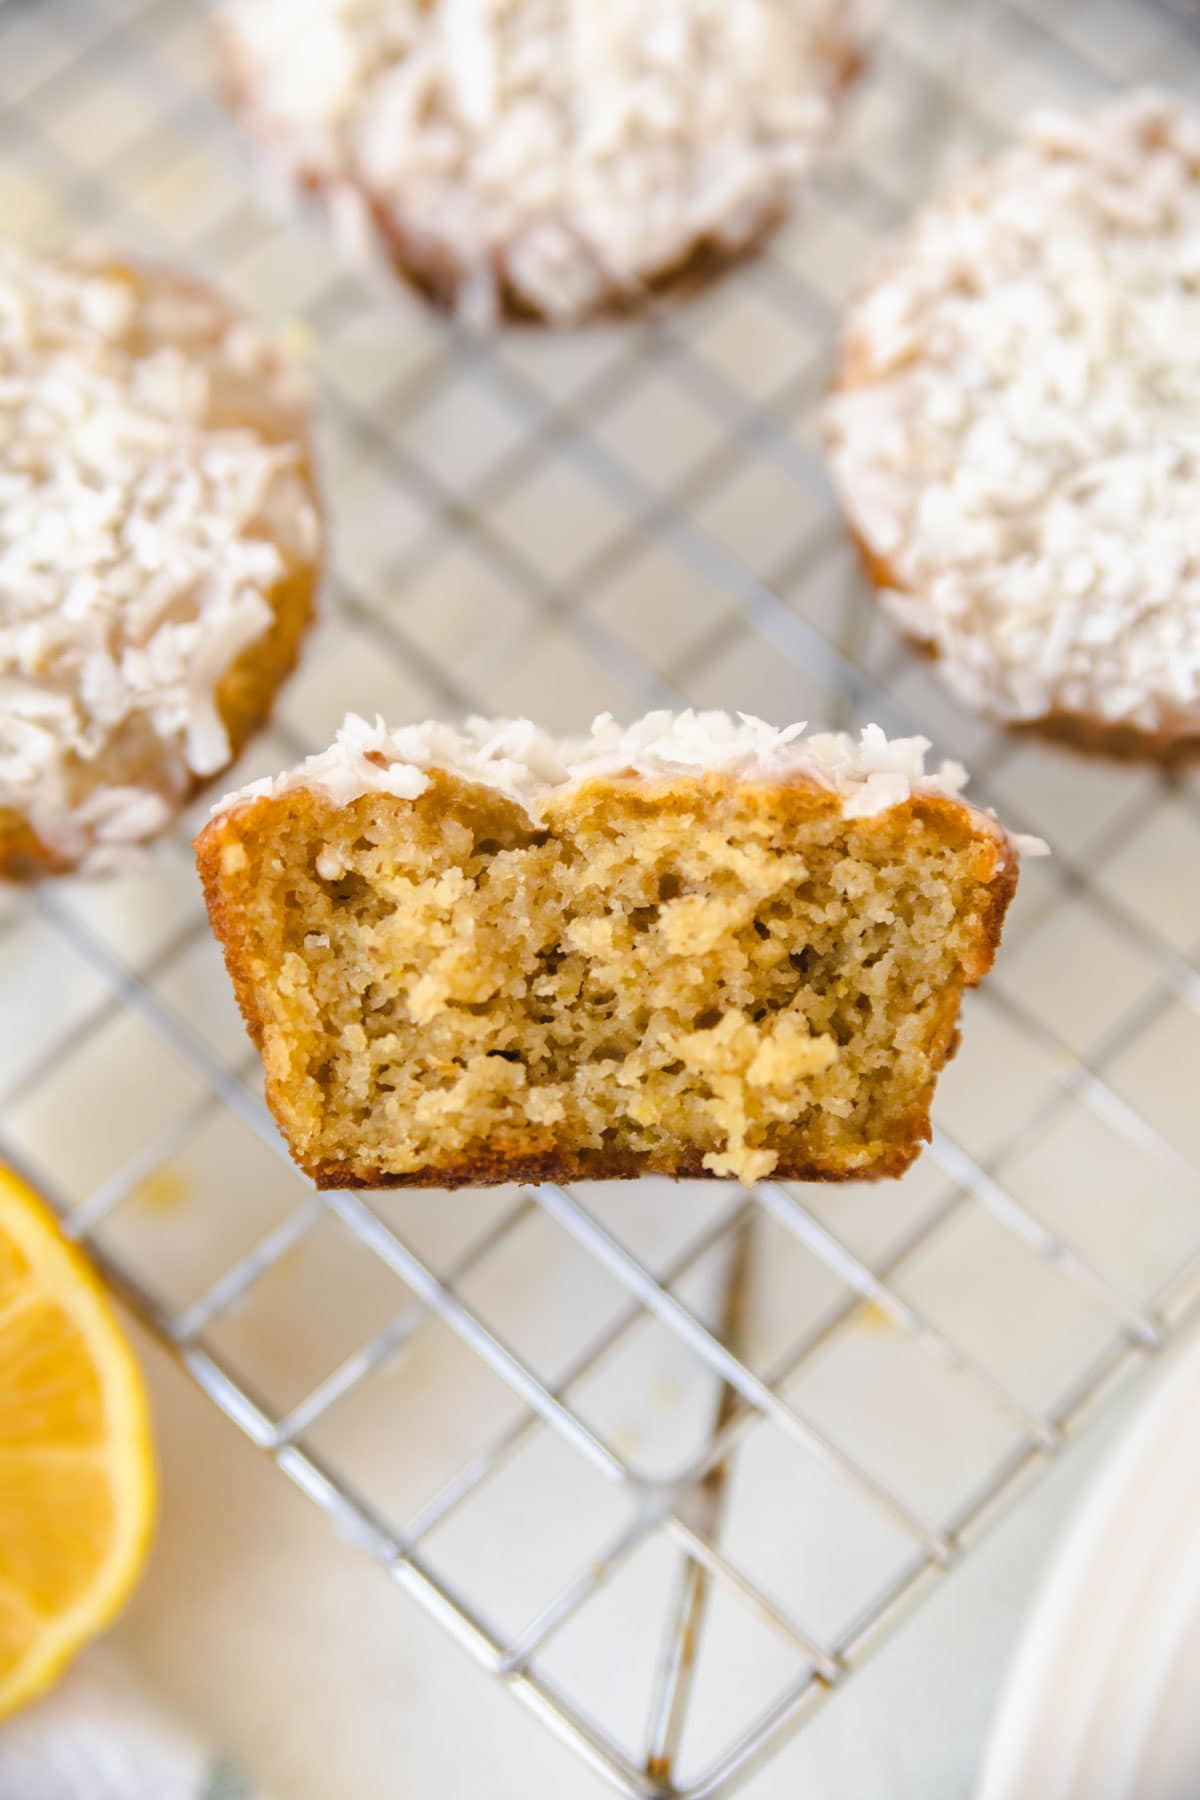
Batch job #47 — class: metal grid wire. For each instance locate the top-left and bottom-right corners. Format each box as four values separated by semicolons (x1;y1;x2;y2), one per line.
4;0;1200;1792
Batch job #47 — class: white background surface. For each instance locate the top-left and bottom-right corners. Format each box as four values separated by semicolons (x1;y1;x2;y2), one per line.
84;1318;1139;1800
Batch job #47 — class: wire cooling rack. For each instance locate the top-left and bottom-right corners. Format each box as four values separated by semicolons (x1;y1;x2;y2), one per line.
5;0;1200;1793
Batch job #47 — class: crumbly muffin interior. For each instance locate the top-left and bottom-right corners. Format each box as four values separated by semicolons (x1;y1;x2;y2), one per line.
213;773;1002;1184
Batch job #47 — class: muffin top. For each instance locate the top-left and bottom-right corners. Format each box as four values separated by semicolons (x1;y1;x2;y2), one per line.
827;92;1200;740
220;0;866;321
0;245;320;869
214;707;1046;860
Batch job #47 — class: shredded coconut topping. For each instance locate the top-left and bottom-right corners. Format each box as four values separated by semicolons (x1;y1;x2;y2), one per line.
826;91;1200;739
0;243;320;871
220;0;868;322
215;708;1044;854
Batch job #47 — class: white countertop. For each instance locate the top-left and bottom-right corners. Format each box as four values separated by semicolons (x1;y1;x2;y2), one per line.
95;1318;1138;1800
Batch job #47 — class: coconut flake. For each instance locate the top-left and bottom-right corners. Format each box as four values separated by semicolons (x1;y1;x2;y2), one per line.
213;707;1043;856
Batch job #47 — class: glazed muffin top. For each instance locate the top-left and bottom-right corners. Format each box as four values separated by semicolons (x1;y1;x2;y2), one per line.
219;0;867;322
0;244;320;872
827;92;1200;743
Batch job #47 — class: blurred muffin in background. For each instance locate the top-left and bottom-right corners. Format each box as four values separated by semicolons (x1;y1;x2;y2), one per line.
217;0;870;325
827;91;1200;761
0;244;322;879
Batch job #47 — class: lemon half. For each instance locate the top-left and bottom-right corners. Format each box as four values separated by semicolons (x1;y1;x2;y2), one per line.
0;1167;155;1717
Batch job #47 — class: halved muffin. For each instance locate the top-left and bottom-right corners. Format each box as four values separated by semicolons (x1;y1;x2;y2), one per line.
198;712;1035;1188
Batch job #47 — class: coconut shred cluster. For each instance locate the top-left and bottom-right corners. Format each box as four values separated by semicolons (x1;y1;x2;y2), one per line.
0;246;319;870
220;0;865;322
220;707;990;820
827;91;1200;738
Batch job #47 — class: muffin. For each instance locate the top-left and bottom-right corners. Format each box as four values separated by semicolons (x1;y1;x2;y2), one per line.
0;244;322;879
826;91;1200;759
217;0;868;325
196;710;1036;1189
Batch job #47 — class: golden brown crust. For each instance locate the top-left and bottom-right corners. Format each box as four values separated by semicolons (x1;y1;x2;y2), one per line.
196;797;272;1060
0;808;60;882
197;772;1018;1190
216;17;865;324
213;518;320;761
308;1143;919;1191
1011;710;1200;766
